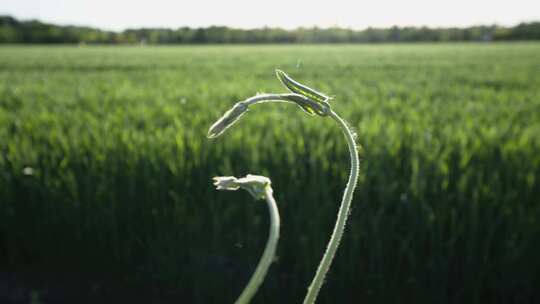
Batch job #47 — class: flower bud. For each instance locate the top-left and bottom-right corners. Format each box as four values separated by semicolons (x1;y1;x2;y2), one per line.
275;69;330;104
282;94;330;116
207;102;248;139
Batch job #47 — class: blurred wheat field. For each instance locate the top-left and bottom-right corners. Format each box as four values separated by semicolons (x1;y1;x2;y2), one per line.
1;43;539;303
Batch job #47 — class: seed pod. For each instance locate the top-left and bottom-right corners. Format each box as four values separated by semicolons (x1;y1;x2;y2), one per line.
275;69;329;104
207;102;248;138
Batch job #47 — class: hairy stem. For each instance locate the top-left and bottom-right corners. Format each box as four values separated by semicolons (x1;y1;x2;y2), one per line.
303;110;360;304
235;186;280;304
243;93;304;106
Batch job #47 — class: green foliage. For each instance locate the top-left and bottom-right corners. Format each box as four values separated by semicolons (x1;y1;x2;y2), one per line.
1;44;540;303
2;15;540;44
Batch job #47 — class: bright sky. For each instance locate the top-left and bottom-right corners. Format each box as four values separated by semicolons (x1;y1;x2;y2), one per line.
1;0;539;31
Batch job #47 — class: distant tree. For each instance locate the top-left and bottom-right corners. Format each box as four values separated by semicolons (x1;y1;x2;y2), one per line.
1;15;539;44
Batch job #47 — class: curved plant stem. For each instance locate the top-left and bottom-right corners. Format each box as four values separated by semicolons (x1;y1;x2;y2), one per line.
303;110;360;304
235;186;280;304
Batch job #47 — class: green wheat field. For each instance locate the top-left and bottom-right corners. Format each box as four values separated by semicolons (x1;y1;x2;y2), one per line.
1;43;539;303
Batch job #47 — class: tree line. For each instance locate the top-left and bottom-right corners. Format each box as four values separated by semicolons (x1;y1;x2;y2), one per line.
1;15;540;44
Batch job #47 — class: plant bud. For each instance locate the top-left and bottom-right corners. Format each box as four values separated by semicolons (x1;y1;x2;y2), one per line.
207;102;248;139
283;94;330;116
275;69;330;104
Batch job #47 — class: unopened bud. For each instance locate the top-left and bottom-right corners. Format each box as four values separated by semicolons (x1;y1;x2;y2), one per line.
207;102;248;139
282;94;330;116
275;69;330;104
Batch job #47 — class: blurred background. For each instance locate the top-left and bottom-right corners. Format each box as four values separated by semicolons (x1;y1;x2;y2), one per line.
1;1;540;303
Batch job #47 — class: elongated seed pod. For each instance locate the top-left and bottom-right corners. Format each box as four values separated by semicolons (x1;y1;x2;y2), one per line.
207;102;248;138
275;69;329;104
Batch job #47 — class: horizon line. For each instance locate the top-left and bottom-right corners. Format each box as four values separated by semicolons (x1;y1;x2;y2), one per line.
2;14;539;33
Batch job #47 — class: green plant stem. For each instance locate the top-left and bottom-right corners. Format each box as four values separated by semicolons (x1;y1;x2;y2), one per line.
235;186;280;304
243;93;304;106
303;110;360;304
